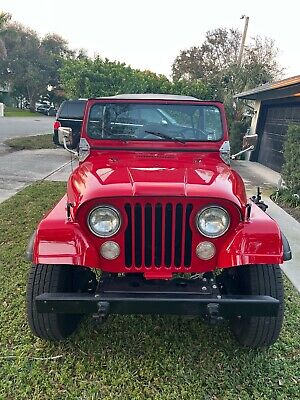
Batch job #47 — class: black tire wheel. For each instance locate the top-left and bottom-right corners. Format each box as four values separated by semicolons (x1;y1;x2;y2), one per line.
26;264;95;341
228;264;284;348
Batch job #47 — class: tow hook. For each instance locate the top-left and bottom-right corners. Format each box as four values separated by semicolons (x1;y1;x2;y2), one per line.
92;298;110;322
206;302;224;325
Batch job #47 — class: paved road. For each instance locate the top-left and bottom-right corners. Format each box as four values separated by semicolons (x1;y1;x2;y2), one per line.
0;116;54;143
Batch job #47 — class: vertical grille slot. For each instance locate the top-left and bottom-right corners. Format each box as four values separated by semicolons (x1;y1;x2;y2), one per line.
155;204;163;266
164;203;173;267
174;204;183;267
184;204;193;266
144;204;152;266
134;204;142;267
124;204;132;267
124;202;193;269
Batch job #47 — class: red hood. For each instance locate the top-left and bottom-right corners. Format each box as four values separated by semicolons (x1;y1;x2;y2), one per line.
67;151;247;211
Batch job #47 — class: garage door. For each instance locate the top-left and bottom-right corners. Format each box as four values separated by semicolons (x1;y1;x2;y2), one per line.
258;104;300;172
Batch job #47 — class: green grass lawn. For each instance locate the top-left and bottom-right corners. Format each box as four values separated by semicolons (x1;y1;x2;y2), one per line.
5;134;56;150
4;107;37;117
0;182;299;399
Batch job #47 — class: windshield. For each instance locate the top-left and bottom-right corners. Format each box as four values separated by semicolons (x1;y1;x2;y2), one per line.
87;102;223;142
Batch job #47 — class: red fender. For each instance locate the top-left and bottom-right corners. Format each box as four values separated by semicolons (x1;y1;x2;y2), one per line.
218;201;284;267
33;196;100;268
32;196;285;272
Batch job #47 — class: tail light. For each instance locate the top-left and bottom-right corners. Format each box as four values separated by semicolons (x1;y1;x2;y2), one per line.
53;120;61;130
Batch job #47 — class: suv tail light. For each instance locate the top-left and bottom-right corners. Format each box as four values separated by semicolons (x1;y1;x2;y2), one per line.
53;120;61;130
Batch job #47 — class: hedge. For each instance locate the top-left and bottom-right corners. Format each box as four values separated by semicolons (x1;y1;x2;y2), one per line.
282;124;300;193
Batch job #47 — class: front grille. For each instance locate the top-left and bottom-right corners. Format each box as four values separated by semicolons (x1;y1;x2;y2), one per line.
124;203;193;268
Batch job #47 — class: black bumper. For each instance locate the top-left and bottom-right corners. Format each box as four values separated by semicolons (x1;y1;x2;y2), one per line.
36;292;279;317
36;276;279;317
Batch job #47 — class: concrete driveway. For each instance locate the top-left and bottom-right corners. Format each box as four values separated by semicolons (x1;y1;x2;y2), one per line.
0;115;71;202
0;115;70;202
0;148;73;203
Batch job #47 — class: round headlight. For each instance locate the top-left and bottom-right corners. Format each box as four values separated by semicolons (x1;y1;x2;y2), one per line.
88;206;121;237
196;241;216;260
196;206;230;238
100;241;120;260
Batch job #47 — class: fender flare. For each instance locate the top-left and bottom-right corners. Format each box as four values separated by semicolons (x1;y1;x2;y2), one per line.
26;230;36;262
281;231;292;261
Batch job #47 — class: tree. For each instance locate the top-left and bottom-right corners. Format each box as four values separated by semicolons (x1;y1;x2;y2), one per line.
172;27;282;120
172;28;241;82
0;21;72;110
0;11;11;59
59;56;212;101
41;33;73;87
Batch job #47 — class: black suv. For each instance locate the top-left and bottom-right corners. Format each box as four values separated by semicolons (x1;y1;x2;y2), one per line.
53;99;87;148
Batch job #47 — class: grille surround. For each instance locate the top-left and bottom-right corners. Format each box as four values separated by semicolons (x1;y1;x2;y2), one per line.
124;202;193;269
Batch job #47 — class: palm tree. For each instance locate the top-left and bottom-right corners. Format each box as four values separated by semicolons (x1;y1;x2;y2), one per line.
0;11;11;59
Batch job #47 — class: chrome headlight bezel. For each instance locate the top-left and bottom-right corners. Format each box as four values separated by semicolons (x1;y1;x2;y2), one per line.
87;205;121;238
196;206;230;238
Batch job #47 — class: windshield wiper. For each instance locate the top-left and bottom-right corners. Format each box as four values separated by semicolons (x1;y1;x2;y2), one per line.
144;130;186;144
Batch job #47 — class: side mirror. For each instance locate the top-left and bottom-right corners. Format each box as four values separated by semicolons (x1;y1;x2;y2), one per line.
58;126;73;146
243;133;258;150
231;133;258;160
58;127;77;156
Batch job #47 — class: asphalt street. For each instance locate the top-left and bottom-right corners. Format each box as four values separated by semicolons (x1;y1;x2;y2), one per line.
0;116;54;143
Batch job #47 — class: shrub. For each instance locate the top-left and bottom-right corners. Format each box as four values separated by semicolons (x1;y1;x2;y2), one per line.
282;124;300;193
229;120;250;154
59;57;212;101
271;189;300;208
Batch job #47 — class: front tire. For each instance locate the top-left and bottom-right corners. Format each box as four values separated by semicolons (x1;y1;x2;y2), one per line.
227;264;284;348
26;264;94;341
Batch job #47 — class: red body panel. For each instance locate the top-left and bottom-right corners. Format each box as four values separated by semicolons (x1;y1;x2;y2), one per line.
32;99;285;279
67;152;247;214
33;195;284;276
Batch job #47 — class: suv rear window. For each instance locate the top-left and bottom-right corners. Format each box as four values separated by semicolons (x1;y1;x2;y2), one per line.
59;101;86;119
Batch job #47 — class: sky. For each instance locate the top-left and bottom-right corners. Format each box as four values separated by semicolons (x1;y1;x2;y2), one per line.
1;0;299;79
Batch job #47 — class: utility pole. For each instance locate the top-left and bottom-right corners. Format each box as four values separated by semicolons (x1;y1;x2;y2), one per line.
237;15;249;67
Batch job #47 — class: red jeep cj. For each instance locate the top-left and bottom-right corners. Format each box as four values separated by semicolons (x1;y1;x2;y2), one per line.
26;94;292;347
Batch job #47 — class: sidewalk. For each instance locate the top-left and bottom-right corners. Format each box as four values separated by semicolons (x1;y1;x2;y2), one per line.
267;199;300;291
0;148;72;203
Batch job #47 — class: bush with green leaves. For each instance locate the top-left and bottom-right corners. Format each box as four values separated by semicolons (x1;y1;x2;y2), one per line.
229;119;250;154
59;57;213;100
282;124;300;193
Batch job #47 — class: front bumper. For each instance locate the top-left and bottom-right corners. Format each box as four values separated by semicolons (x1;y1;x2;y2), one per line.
36;276;279;317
